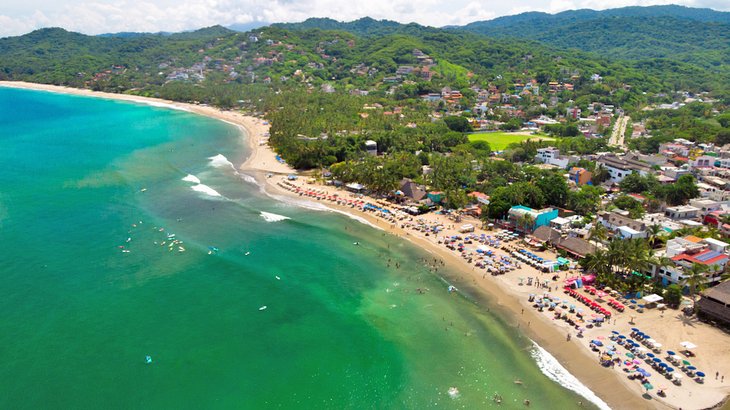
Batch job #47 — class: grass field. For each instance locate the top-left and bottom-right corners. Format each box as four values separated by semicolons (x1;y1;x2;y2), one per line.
468;132;554;151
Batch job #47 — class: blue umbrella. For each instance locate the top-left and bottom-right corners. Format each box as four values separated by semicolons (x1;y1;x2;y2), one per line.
659;363;668;368
667;351;676;356
619;335;627;339
687;366;697;371
636;368;651;377
647;353;655;358
612;331;620;335
696;371;706;378
631;327;640;332
591;340;604;347
652;358;662;363
666;367;674;373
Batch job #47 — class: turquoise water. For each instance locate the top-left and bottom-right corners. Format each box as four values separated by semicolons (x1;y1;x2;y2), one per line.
0;87;596;409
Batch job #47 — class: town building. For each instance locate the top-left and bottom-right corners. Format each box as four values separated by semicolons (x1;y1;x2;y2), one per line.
535;147;578;168
508;206;559;232
597;155;652;184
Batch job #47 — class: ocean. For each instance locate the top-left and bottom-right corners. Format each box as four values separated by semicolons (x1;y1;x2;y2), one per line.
0;87;603;409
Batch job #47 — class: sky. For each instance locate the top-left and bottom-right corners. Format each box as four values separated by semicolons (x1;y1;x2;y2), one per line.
0;0;727;37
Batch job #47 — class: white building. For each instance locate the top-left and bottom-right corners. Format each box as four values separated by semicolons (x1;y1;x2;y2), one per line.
664;205;700;220
597;155;651;184
535;147;577;168
365;140;378;156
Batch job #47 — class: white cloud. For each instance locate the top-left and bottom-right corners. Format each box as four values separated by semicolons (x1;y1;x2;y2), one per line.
0;0;727;37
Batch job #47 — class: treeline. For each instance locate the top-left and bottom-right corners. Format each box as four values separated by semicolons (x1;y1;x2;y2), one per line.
629;103;730;153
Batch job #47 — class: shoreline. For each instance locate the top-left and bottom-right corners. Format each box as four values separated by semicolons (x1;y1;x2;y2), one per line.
4;80;728;410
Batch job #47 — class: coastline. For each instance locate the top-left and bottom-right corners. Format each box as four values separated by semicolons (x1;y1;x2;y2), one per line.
3;81;728;410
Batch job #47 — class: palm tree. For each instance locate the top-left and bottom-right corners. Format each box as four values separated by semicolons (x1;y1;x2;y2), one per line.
589;222;608;247
516;213;535;233
646;224;665;249
681;263;710;314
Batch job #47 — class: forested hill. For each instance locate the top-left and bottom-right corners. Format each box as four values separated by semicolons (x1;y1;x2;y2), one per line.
456;5;730;68
2;21;726;101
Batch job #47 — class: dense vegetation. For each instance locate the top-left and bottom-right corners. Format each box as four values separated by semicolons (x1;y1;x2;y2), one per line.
0;5;726;217
457;5;730;77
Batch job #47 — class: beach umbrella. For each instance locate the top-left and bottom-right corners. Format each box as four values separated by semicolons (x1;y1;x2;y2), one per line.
682;360;691;366
643;383;653;391
591;340;604;347
619;335;626;339
636;368;651;377
647;353;655;358
626;352;635;358
687;366;697;371
659;363;668;368
633;359;642;365
652;358;661;363
667;351;676;356
631;327;640;332
696;371;706;378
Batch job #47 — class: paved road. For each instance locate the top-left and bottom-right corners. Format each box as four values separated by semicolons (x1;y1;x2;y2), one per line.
609;114;630;148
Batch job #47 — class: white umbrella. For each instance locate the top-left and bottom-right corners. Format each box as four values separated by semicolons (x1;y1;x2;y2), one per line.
680;341;697;350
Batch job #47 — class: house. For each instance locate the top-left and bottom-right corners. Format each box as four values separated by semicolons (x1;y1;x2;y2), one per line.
568;167;593;186
364;140;378;156
597;211;647;238
535;147;578;168
398;178;427;202
664;205;700;220
651;236;729;285
597;155;652;184
531;226;595;258
690;155;715;170
468;191;490;205
508;206;559;232
697;281;730;328
689;199;722;215
428;191;444;204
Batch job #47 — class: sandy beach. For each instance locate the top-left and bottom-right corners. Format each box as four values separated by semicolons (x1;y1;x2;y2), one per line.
4;80;729;410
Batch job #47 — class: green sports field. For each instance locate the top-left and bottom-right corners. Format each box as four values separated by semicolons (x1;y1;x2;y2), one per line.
468;132;554;151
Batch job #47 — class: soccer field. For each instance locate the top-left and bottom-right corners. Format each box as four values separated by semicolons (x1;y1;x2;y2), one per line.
468;132;554;151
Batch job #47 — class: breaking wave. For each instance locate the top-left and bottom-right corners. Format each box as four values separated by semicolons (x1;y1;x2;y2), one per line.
530;342;611;410
209;154;236;170
191;184;222;198
182;174;201;184
260;211;291;222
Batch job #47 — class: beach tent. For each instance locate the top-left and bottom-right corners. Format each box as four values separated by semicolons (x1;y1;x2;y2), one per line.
642;294;664;304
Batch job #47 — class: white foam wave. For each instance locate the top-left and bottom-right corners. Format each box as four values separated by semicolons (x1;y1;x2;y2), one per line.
530;342;611;410
209;154;236;170
191;184;222;197
182;174;201;184
143;101;190;111
261;191;384;231
240;173;257;185
260;211;291;222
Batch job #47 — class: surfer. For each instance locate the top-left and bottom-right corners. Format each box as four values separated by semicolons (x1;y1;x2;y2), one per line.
145;355;152;364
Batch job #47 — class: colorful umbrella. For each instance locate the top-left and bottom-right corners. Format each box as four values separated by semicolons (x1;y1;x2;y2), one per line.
696;371;706;378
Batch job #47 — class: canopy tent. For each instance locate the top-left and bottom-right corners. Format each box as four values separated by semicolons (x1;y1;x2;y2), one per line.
642;294;664;304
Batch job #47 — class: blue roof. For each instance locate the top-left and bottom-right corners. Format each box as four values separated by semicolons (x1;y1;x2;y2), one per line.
695;250;723;262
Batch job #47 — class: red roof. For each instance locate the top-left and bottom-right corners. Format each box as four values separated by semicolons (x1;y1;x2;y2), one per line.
671;249;728;265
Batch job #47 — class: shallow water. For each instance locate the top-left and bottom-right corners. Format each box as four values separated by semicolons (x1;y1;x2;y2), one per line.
0;87;598;409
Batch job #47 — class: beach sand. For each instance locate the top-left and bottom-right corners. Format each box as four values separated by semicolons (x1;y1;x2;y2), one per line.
4;80;729;410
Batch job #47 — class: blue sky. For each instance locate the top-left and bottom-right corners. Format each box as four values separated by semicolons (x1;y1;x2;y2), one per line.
0;0;727;37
